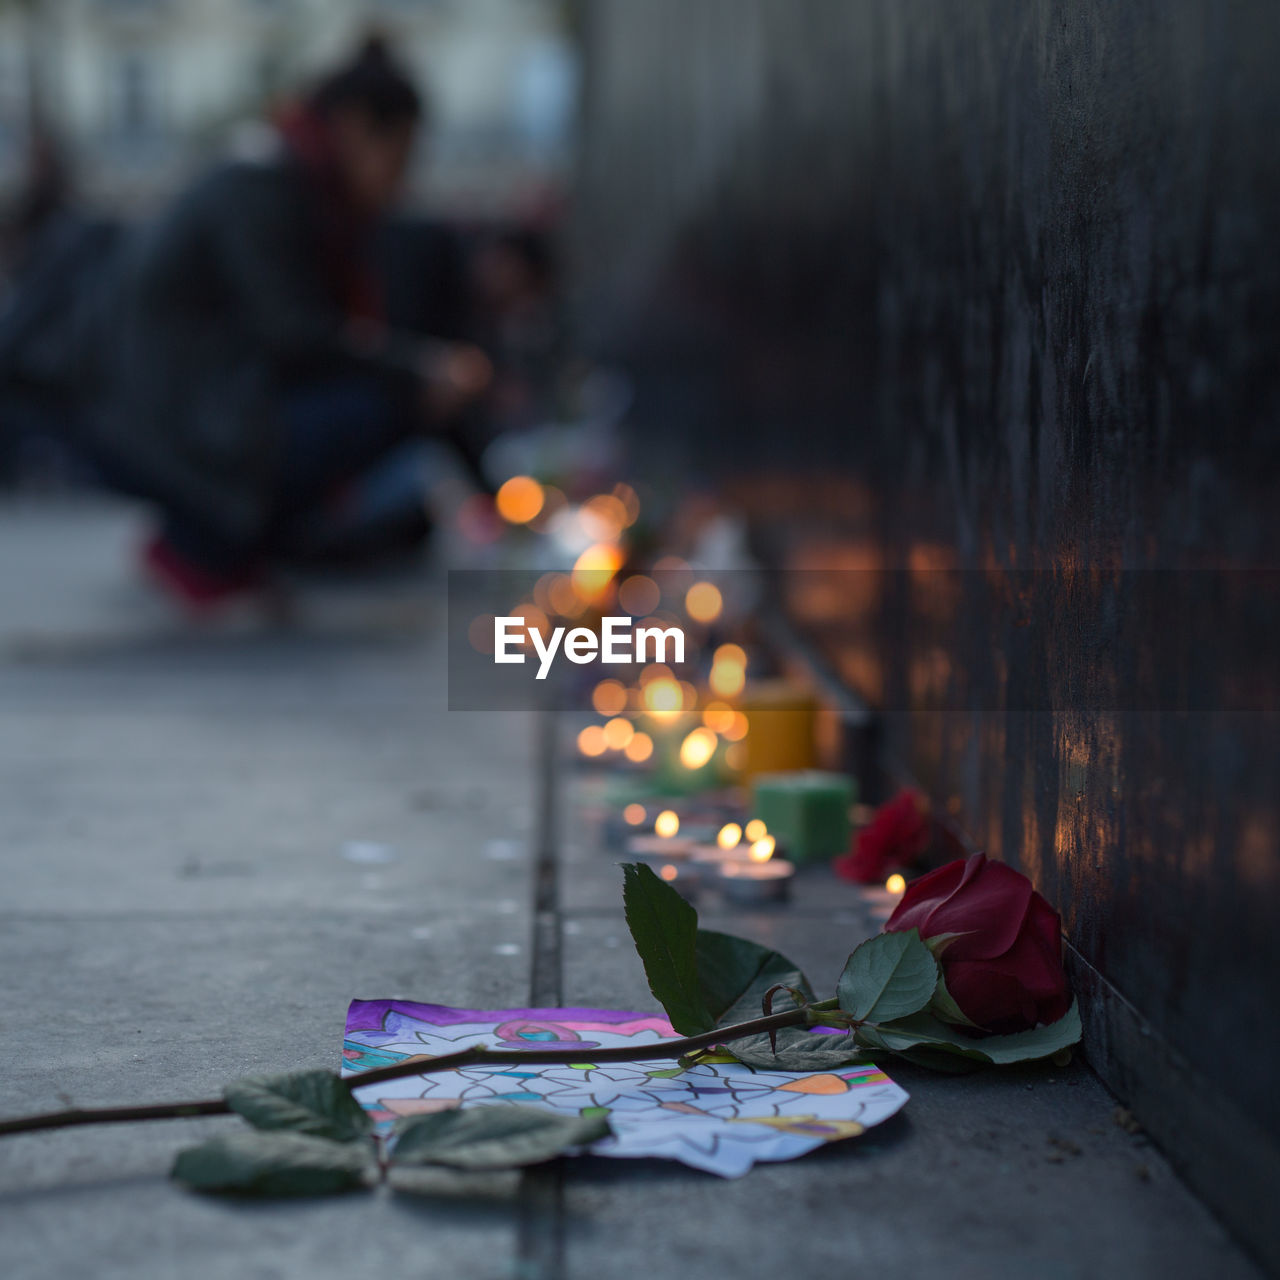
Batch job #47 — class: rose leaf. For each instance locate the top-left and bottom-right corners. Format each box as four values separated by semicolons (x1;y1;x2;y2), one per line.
622;862;713;1034
726;1029;867;1070
172;1131;375;1196
223;1069;372;1142
695;929;814;1028
857;1000;1083;1066
390;1105;611;1170
929;971;981;1028
837;929;939;1024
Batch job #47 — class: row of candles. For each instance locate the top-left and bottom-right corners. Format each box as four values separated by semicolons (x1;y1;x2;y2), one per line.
624;809;792;904
620;805;909;907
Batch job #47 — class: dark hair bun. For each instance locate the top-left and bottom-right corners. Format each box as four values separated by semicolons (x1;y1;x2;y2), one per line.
355;33;392;65
309;31;423;127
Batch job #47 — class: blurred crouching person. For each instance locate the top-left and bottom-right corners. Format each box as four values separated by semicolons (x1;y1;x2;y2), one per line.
85;36;490;610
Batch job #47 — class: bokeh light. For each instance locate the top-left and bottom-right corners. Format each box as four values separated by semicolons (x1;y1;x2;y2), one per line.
613;482;641;526
641;677;684;720
748;835;776;863
717;822;742;850
495;475;545;524
679;727;718;770
572;542;624;599
709;659;746;698
703;701;736;733
548;574;585;618
592;679;628;717
885;873;907;895
602;717;635;751
623;803;647;825
685;581;723;623
580;493;629;542
744;818;767;842
624;732;654;762
577;725;606;757
618;574;661;616
468;614;496;654
654;810;680;838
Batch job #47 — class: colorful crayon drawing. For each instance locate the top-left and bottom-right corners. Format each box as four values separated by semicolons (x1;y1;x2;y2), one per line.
343;1000;909;1177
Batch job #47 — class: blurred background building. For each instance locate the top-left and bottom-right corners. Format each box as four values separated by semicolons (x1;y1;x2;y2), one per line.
0;0;578;215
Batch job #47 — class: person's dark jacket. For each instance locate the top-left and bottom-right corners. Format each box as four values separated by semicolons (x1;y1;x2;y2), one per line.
80;156;419;546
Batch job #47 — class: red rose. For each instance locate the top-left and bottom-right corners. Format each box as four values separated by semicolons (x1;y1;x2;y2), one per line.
834;790;932;884
883;853;1071;1033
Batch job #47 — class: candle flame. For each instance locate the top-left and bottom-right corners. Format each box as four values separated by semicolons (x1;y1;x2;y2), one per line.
716;822;742;851
748;836;776;863
744;818;767;843
679;727;717;770
654;809;680;838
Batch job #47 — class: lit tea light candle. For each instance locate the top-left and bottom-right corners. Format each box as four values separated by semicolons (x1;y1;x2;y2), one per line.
626;809;695;859
718;837;795;905
688;820;754;869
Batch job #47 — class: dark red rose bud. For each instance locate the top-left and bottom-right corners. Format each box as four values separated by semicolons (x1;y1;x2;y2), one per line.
883;852;1071;1033
833;790;933;884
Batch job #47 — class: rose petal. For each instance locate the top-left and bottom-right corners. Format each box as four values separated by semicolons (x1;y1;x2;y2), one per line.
924;856;1035;961
944;960;1040;1033
883;857;969;935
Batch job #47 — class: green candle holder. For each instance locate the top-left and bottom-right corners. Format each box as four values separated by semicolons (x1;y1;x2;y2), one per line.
750;771;856;864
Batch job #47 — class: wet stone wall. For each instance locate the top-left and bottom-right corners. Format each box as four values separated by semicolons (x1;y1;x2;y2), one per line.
574;0;1280;1264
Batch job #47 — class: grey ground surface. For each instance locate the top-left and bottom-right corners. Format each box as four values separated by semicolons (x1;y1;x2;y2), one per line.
0;500;1263;1279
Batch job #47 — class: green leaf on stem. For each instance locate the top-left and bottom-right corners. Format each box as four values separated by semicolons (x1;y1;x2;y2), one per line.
172;1131;374;1196
856;1000;1083;1066
390;1105;611;1170
726;1029;866;1070
929;971;980;1029
622;863;813;1036
622;862;712;1034
695;930;813;1027
223;1069;372;1142
837;929;939;1024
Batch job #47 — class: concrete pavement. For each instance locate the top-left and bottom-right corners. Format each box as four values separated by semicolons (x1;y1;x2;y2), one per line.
0;499;1262;1279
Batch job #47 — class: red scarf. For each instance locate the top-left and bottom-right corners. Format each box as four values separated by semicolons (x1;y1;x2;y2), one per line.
273;102;384;324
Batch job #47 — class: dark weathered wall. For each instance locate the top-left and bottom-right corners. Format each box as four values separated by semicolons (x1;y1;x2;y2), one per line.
575;0;1279;1264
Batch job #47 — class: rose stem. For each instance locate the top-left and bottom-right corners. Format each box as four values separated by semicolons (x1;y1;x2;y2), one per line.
0;1006;810;1139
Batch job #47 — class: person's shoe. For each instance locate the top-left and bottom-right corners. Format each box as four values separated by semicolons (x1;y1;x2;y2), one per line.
139;534;263;616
